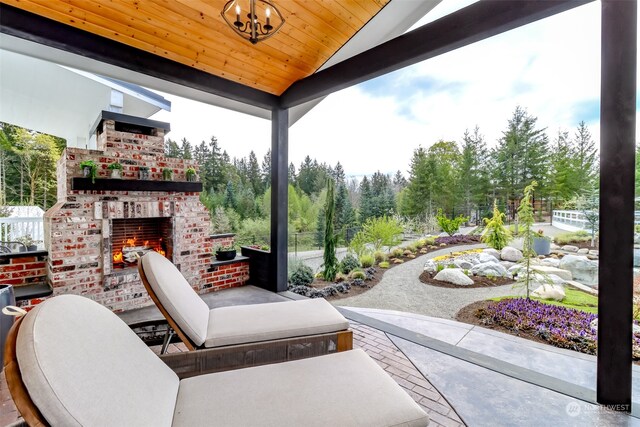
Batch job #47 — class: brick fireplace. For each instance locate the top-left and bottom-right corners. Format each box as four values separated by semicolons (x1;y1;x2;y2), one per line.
38;111;248;312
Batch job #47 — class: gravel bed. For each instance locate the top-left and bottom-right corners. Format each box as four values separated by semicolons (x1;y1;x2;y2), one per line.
333;244;526;320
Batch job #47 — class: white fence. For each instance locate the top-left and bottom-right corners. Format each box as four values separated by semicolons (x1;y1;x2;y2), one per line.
553;209;640;232
0;216;45;246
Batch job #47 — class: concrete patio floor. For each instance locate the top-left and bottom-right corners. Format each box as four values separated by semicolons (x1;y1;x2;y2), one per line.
3;284;640;426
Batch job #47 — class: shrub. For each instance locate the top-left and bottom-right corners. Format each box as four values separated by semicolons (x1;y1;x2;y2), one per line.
360;254;375;268
391;248;404;258
435;235;480;245
554;231;591;246
417;238;428;247
424;236;436;245
475;298;599;355
349;216;403;253
406;242;420;252
288;262;314;287
379;261;390;269
350;269;367;280
436;209;469;236
403;250;413;256
436;264;445;273
373;251;387;263
481;200;511;250
335;272;348;283
339;254;361;274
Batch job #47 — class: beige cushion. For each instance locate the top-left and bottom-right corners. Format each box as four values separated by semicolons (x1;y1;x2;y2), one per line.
205;298;349;347
142;251;209;346
173;348;429;426
16;295;179;427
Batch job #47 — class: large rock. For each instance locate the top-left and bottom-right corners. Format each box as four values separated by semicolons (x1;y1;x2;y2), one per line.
531;284;566;301
434;268;474;286
472;262;509;278
559;255;598;286
561;245;579;253
539;258;560;268
500;261;516;270
501;246;523;262
591;319;640;334
479;252;499;264
577;248;589;255
482;248;501;260
423;260;437;273
531;265;573;281
454;259;474;270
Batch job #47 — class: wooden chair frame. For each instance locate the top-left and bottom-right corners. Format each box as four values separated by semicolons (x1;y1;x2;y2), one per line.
137;261;352;369
4;316;49;427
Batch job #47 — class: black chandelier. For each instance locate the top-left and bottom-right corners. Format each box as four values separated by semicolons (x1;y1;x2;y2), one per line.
221;0;285;45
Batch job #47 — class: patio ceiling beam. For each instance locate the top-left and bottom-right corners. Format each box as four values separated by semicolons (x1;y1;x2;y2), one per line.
0;4;279;111
279;0;594;109
597;0;636;410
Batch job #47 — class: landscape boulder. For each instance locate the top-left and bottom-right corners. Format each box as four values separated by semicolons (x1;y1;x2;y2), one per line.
558;255;598;286
577;248;589;254
423;260;437;274
454;259;474;270
531;284;566;301
531;265;573;281
472;262;509;278
482;248;501;260
478;252;499;264
434;268;474;286
561;245;579;253
499;261;516;270
539;258;560;268
501;246;523;262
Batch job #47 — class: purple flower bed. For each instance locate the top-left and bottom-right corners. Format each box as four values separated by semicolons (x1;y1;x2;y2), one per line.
435;235;480;245
475;298;640;357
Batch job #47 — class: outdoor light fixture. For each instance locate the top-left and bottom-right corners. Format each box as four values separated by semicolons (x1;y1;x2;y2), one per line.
221;0;285;45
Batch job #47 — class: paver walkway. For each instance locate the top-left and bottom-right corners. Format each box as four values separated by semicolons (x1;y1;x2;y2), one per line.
335;244;525;319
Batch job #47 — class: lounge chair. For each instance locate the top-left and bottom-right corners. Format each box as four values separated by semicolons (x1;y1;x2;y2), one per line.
5;295;430;426
138;252;352;367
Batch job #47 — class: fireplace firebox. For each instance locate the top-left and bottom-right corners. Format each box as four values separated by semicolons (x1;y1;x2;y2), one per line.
110;218;173;269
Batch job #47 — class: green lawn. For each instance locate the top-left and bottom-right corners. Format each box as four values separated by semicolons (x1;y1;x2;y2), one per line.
490;288;598;314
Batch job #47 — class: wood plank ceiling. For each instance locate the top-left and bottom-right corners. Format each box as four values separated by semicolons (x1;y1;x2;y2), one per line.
1;0;390;95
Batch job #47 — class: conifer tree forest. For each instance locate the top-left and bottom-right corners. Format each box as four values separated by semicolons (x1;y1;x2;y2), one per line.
0;106;611;250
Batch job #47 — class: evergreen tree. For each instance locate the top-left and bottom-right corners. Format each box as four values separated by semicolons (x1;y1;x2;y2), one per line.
427;140;460;215
261;149;271;188
359;176;374;224
247;150;263;195
392;170;407;192
322;179;338;281
165;138;181;158
494;106;549;215
288;162;297;184
181;138;193;160
333;162;346;184
572;121;597;191
459;126;491;217
223;181;236;210
202;136;226;192
549;130;576;204
315;207;325;247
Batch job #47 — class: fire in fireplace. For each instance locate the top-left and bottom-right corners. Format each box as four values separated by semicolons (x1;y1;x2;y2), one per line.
111;218;172;269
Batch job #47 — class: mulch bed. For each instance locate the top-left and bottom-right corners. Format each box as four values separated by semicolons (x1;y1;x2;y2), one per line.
455;300;555;346
419;271;514;289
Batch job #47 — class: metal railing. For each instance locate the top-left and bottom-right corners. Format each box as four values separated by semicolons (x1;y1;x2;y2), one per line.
0;216;44;244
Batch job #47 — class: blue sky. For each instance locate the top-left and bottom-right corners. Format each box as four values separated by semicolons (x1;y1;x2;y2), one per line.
153;0;625;178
